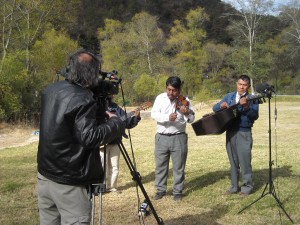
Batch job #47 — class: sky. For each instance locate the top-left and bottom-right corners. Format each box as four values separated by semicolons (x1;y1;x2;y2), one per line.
273;0;289;7
222;0;291;15
222;0;289;7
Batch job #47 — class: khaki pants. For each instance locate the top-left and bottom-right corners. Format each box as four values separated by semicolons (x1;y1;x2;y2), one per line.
37;173;91;225
100;144;120;189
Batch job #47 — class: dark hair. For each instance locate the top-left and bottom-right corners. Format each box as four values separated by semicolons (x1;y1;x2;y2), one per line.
166;76;182;89
67;49;100;88
238;74;251;85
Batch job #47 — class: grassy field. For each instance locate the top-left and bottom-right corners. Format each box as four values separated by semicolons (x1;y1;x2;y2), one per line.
0;96;299;225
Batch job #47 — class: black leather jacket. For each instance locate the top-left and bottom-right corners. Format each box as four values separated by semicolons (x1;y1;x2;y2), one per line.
37;80;125;185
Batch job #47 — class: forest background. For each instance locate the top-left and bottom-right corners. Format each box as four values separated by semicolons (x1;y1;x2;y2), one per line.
1;0;300;124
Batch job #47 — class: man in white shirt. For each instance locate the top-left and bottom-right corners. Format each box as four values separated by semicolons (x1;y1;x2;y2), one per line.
151;76;195;201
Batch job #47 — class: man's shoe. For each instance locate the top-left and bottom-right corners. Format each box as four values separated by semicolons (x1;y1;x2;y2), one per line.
223;186;239;195
154;192;166;200
173;194;182;201
239;192;250;197
223;190;238;195
109;188;122;194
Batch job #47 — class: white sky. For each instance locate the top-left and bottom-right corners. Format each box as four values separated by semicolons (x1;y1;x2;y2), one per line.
223;0;288;7
222;0;291;15
274;0;288;6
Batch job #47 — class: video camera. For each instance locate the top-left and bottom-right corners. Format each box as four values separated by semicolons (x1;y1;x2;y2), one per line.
56;68;121;97
93;70;121;97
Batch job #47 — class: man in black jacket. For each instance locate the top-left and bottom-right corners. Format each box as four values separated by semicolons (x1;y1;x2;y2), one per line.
37;49;125;224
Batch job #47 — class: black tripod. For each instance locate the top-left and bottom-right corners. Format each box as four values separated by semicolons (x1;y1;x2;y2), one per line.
117;140;164;225
238;90;293;223
90;145;107;225
90;75;163;224
90;141;164;225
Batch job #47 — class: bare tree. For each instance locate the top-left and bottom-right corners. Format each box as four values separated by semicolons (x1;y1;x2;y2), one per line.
14;0;54;71
126;12;165;75
0;0;16;73
278;0;300;55
225;0;274;91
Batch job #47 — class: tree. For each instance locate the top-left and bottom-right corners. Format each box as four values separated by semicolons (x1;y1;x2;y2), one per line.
0;0;68;122
270;1;300;93
167;7;209;97
0;0;16;73
98;13;168;104
225;0;274;91
125;12;166;75
13;0;55;71
133;73;158;102
278;1;300;56
31;28;78;88
0;51;25;120
203;42;231;78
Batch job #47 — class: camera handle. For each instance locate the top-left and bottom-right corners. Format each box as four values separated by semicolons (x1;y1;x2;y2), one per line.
116;139;164;225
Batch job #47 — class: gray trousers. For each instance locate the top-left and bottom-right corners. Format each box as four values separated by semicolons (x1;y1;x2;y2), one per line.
154;133;187;195
226;130;253;193
37;173;91;225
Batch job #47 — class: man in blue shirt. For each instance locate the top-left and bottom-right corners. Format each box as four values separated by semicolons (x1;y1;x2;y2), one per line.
213;75;259;197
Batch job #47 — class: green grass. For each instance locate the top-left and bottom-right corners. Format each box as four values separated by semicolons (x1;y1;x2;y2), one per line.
274;95;300;102
0;98;300;225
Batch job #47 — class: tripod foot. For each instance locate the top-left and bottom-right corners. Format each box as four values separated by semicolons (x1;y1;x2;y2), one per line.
271;192;294;223
238;189;293;224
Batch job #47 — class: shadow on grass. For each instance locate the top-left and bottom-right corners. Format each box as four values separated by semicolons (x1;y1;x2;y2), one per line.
117;169;156;191
163;204;228;225
184;165;294;196
118;165;294;197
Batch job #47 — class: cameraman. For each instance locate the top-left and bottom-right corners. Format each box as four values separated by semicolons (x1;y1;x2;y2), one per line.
37;49;125;224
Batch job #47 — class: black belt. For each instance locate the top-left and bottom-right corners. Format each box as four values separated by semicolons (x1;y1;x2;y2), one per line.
158;132;185;136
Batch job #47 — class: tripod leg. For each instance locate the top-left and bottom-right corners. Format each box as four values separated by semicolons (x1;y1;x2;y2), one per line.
99;191;103;225
271;192;294;223
238;190;268;214
117;141;164;225
269;182;294;223
91;193;96;225
89;184;105;225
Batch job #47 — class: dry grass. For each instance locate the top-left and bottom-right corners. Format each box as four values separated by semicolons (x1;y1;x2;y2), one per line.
0;96;300;225
0;123;38;150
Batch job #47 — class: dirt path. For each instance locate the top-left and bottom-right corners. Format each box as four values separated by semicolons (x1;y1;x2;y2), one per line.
0;124;39;150
0;102;210;150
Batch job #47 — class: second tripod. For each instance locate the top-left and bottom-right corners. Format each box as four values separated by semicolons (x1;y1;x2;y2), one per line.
238;89;293;223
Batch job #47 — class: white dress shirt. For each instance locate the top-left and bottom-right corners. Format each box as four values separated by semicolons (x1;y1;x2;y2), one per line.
235;92;240;104
236;92;247;104
151;93;195;134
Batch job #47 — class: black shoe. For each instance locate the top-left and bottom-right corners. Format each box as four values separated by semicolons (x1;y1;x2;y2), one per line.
154;192;166;200
173;194;182;201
